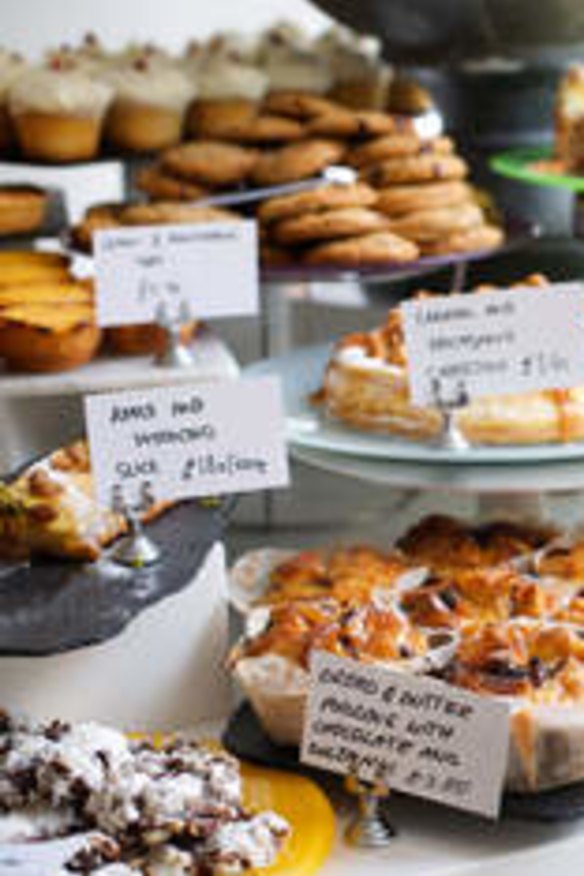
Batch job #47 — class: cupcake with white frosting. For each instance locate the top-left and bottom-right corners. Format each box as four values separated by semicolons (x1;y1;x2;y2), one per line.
317;26;392;110
0;48;26;154
186;53;269;139
102;55;195;152
261;44;332;97
8;57;112;162
255;20;313;61
201;30;258;65
256;20;332;96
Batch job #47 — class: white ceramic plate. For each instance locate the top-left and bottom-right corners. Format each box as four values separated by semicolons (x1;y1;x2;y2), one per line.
245;344;584;466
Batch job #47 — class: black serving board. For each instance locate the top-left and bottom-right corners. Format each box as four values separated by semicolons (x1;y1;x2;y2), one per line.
223;701;584;823
0;497;234;656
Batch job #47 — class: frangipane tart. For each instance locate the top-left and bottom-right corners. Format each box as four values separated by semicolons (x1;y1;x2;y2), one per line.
0;185;47;236
0;302;101;372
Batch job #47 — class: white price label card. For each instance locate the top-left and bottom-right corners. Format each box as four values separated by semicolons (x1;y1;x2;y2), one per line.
84;376;289;507
94;220;259;327
401;282;584;407
301;651;510;818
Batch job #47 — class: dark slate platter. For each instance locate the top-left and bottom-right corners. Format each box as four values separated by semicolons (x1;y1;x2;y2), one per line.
0;497;234;656
223;701;584;823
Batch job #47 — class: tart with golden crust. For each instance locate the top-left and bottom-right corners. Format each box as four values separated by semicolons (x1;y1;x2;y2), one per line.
317;274;584;446
0;185;48;236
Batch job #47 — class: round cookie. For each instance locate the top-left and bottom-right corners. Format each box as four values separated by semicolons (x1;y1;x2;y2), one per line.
202;114;306;145
420;223;504;256
135;164;209;202
386;203;484;243
71;203;123;253
349;135;454;169
303;231;420;266
261;92;339;120
272;206;389;245
251;139;345;187
376;181;473;217
161;141;258;187
119;202;239;226
258;182;377;225
362;154;468;187
306;110;403;140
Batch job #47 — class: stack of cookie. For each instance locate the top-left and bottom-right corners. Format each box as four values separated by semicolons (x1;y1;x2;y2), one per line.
127;94;505;267
258;181;419;268
347;130;503;257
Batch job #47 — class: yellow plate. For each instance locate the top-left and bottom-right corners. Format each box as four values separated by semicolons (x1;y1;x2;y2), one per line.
242;761;336;876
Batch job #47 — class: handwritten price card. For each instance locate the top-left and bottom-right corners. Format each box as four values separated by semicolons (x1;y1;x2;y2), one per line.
94;220;259;327
84;377;289;507
401;282;584;407
301;652;510;818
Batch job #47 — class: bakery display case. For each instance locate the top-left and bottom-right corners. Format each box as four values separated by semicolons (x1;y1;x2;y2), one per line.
1;2;584;874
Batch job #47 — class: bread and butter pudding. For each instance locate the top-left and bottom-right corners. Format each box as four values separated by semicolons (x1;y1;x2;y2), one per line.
230;516;584;792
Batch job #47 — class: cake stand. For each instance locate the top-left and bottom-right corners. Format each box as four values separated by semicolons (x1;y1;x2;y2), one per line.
0;325;239;474
259;215;536;359
0;327;240;730
0;516;234;733
491;147;584;237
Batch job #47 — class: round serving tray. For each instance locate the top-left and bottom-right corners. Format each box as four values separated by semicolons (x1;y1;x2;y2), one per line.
261;215;535;287
490;147;584;194
63;214;535;289
223;702;584;824
245;344;584;467
291;444;584;497
0;497;234;657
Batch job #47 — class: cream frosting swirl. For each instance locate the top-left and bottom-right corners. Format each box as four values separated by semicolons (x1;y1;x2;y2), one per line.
8;65;113;117
0;48;26;102
317;27;387;85
202;30;258;65
196;56;268;101
102;61;196;110
263;47;332;95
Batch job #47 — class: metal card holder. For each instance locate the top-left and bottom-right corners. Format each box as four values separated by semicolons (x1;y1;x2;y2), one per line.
154;299;196;369
430;378;470;452
110;481;161;567
344;766;396;848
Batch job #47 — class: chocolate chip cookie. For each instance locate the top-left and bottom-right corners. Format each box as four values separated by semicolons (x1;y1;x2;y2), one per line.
251;139;345;186
161;141;259;187
273;206;390;245
303;230;420;266
258;181;377;224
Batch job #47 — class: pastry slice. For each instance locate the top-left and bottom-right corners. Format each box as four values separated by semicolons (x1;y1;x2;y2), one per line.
0;442;127;561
